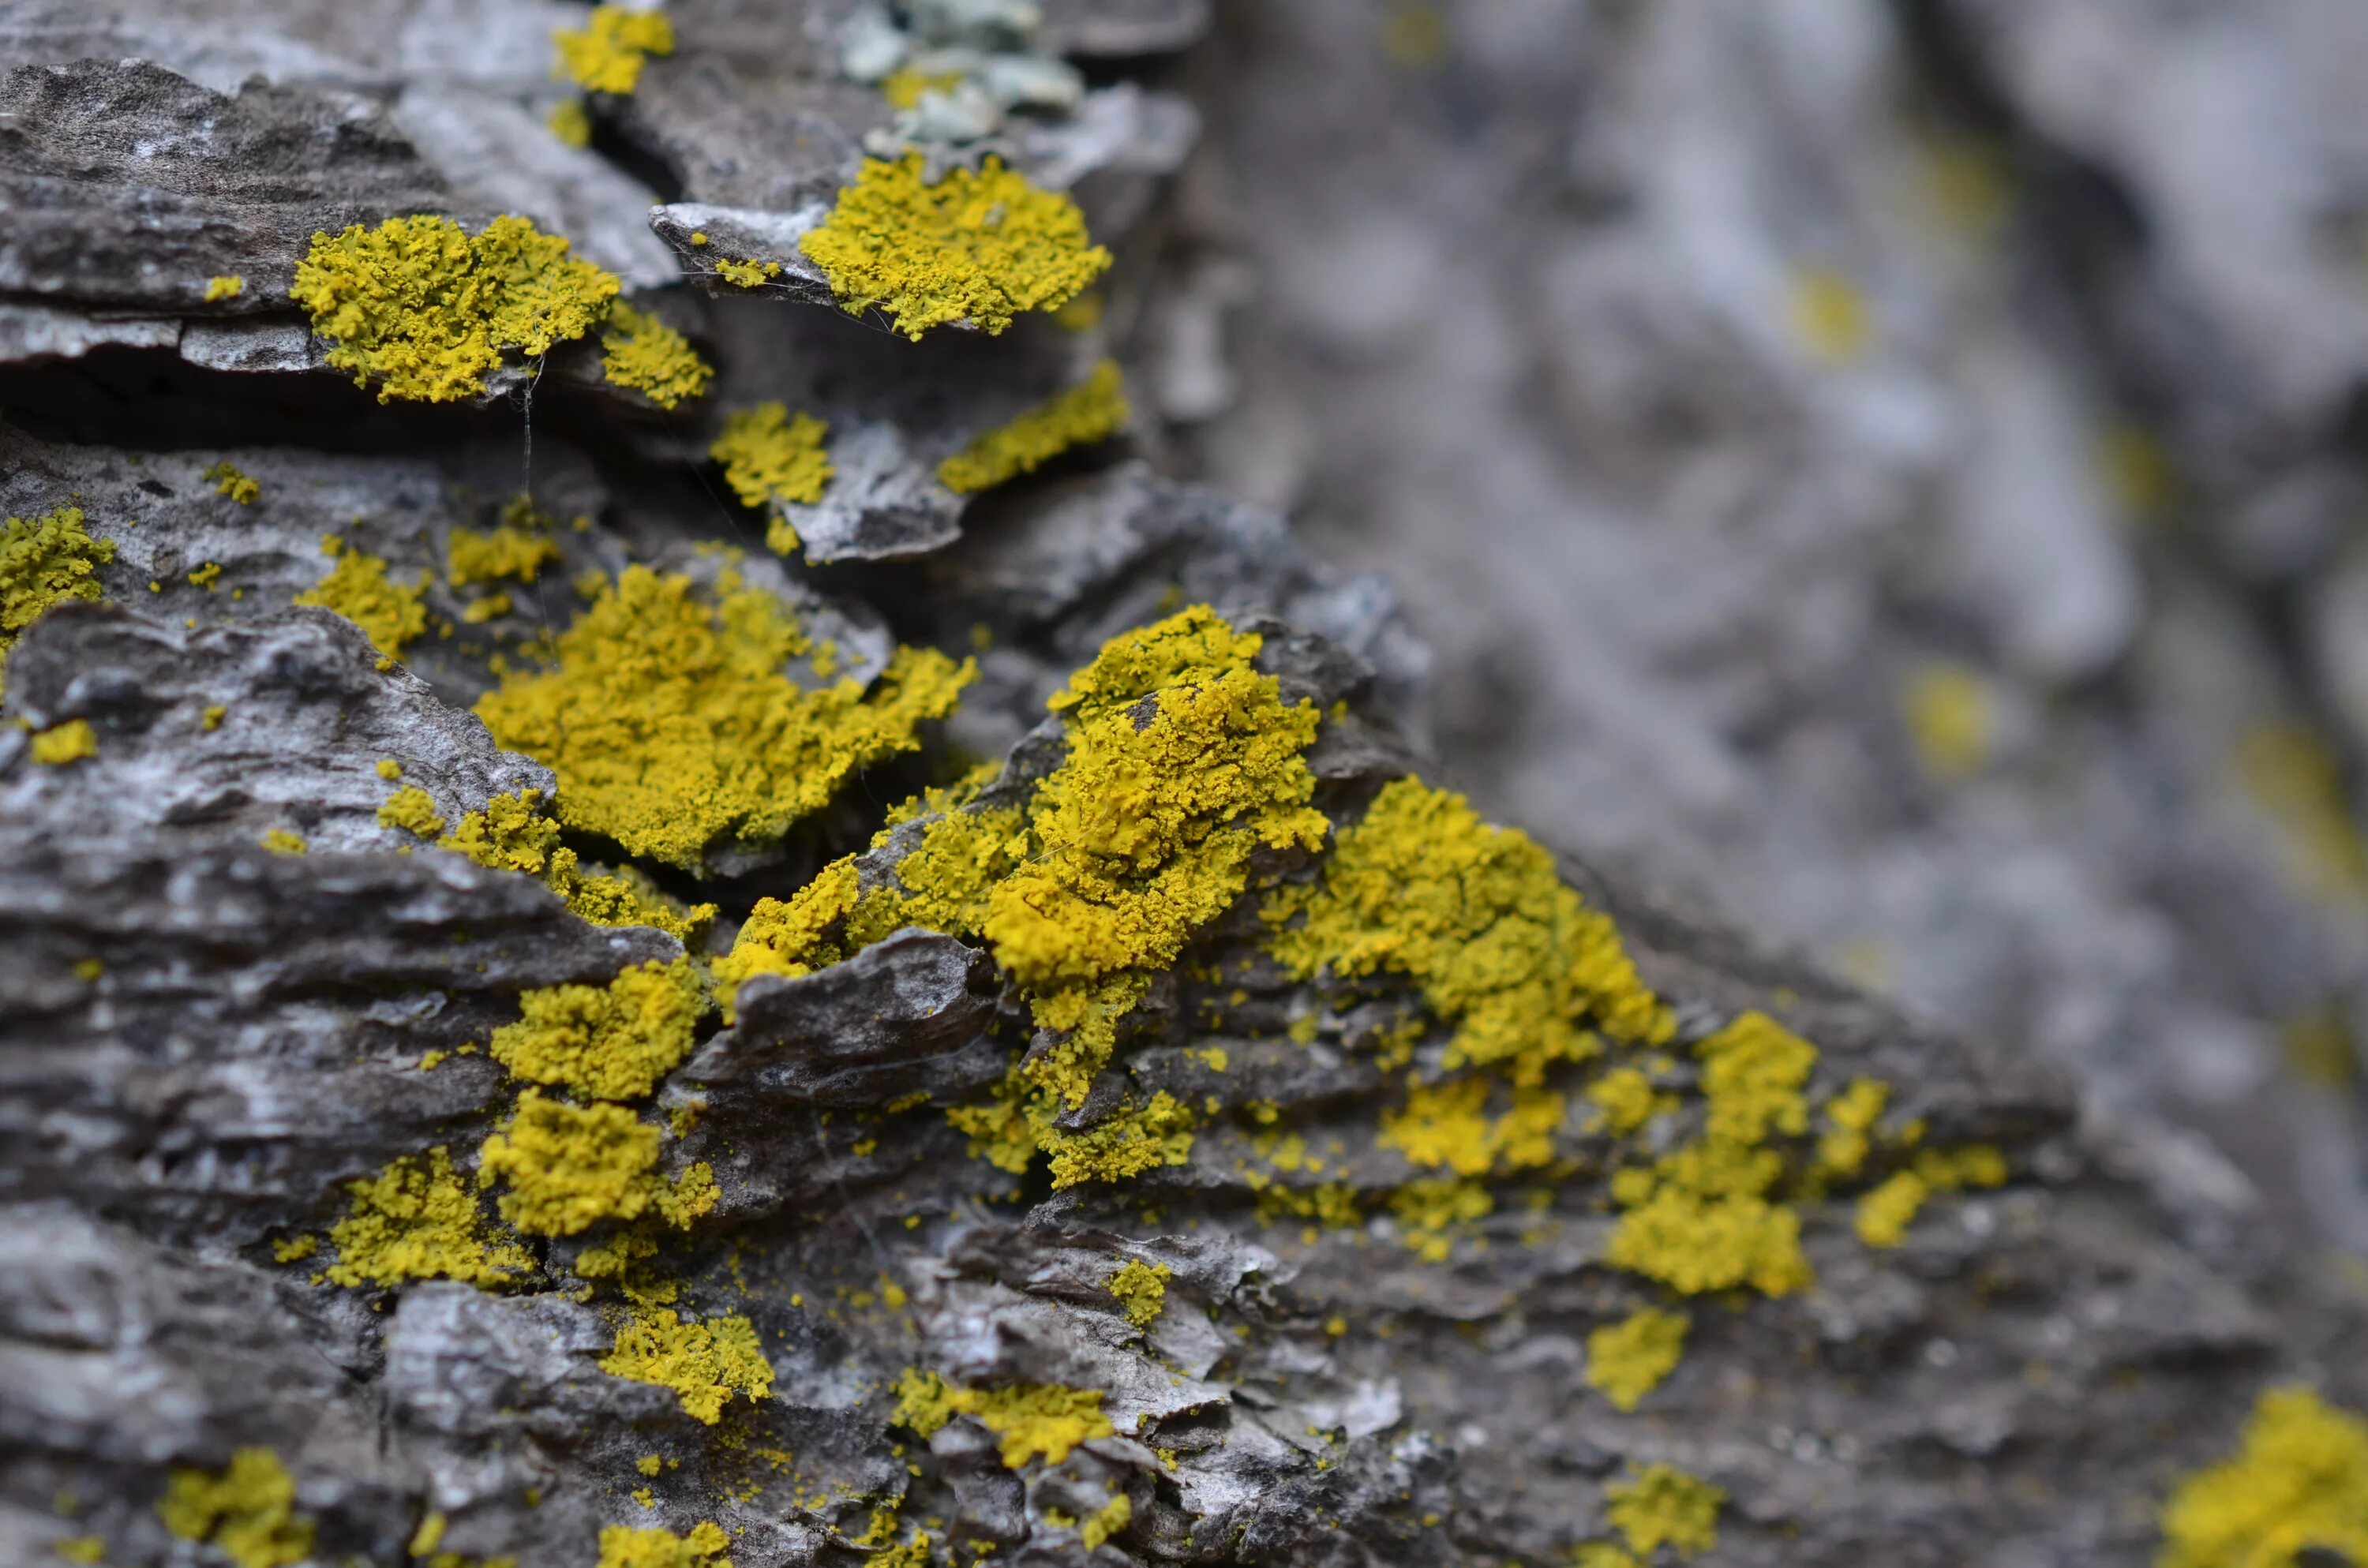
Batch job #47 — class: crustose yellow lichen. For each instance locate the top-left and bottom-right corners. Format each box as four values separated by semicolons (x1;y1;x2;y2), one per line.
2157;1383;2368;1567
600;302;713;410
488;957;705;1103
709;403;832;559
939;359;1129;495
156;1448;314;1568
891;1368;1115;1468
598;1307;774;1424
292;535;427;661
2;505;115;697
799;153;1111;341
555;6;676;95
291;215;620;403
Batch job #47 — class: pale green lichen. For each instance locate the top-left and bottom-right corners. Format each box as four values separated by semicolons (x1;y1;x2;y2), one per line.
891;1368;1115;1468
599;1307;774;1424
799;153;1111;340
489;958;704;1103
291;215;620;403
474;567;972;870
554;6;674;95
938;359;1129;494
156;1449;313;1568
601;302;714;410
324;1145;532;1289
293;535;427;659
2158;1384;2368;1568
2;506;115;696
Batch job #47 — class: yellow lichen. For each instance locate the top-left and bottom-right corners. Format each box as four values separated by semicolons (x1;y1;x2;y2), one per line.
1696;1011;1815;1146
31;718;96;765
1105;1259;1171;1328
712;257;781;289
324;1146;532;1289
473;567;971;870
53;1532;105;1563
1585;1308;1688;1413
1078;1495;1131;1550
601;302;714;410
2;506;115;695
2158;1385;2368;1568
890;1369;1114;1468
204;275;245;302
448;526;559;588
270;1234;315;1263
882;68;962;110
204;462;260;505
157;1449;313;1568
477;1091;663;1237
553;6;676;95
1856;1144;2007;1248
1586;1067;1667;1136
294;535;427;659
1604;1464;1722;1559
291;215;620;404
440;789;716;944
1389;1177;1493;1262
1815;1076;1890;1177
260;829;307;855
187;561;223;591
549;97;593;148
1789;267;1869;365
599;1308;774;1424
1038;1091;1197;1189
799;152;1111;340
594;1521;731;1568
1380;1077;1565;1176
1268;777;1673;1085
378;786;447;838
203;705;227;732
489;958;704;1102
1903;663;1994;780
938;359;1129;494
710;404;832;558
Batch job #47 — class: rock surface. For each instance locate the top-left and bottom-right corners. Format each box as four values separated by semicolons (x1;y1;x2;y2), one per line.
1;5;2362;1568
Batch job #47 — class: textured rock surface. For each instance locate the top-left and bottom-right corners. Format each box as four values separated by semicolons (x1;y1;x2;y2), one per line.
2;4;2363;1568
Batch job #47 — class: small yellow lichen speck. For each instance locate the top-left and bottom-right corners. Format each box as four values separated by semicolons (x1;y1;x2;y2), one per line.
553;6;675;95
489;957;704;1102
891;1368;1115;1469
157;1449;314;1568
31;718;96;765
2158;1384;2368;1568
594;1520;732;1568
938;360;1129;494
2;506;116;696
1078;1495;1132;1551
1380;1077;1565;1177
1106;1259;1171;1329
1815;1076;1890;1177
377;786;446;839
636;1455;663;1477
1586;1066;1665;1136
292;215;620;404
1269;777;1673;1085
260;829;306;855
325;1145;531;1288
269;1234;316;1263
203;705;227;732
710;403;832;557
376;758;402;779
600;302;714;410
1388;1177;1492;1262
1856;1144;2007;1248
600;1308;774;1424
1585;1308;1688;1413
203;462;260;505
473;567;970;870
1904;662;1993;780
52;1532;105;1564
1603;1464;1722;1559
204;275;245;302
187;561;223;591
799;152;1111;341
294;535;427;659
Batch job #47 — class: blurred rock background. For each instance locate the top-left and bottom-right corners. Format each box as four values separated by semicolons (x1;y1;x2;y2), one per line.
1141;0;2368;1258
